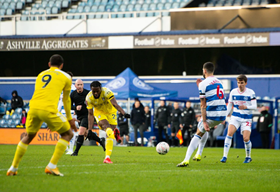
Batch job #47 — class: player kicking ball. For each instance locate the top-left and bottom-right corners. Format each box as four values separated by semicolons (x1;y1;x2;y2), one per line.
177;62;227;167
220;75;257;163
86;81;130;164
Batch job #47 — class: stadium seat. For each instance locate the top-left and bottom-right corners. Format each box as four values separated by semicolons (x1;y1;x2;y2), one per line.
111;13;117;18
9;2;16;10
77;6;84;12
66;8;75;19
115;0;122;5
61;0;69;8
171;2;179;8
100;0;107;5
117;13;124;18
26;0;33;3
3;2;9;9
118;4;126;12
5;8;13;15
84;5;91;12
224;0;233;6
90;5;98;12
102;14;109;18
0;104;6;115
48;0;55;7
158;0;166;3
0;119;7;127
149;3;156;10
145;0;152;3
146;12;154;17
14;108;22;114
137;12;146;17
179;2;187;7
93;0;100;5
95;13;102;18
14;119;21;126
11;113;21;120
242;0;251;5
162;11;169;16
260;0;268;5
251;0;260;5
41;122;47;128
124;13;133;17
111;4;119;12
134;4;141;11
129;0;136;4
55;0;62;8
164;2;171;9
157;3;164;10
7;119;16;127
21;10;29;21
126;4;134;11
87;13;95;19
123;0;129;4
141;3;149;11
97;5;105;12
51;6;59;14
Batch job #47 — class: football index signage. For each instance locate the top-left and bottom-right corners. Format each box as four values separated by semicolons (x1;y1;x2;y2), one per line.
133;33;270;48
0;37;108;51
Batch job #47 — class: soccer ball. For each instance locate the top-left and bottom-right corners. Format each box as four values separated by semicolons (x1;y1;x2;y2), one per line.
156;142;169;155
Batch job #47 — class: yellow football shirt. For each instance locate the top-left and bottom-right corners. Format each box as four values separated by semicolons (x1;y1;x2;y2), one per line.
86;87;117;114
29;67;72;119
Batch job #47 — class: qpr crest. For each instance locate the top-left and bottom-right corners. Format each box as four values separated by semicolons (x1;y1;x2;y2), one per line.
106;77;126;90
132;77;153;90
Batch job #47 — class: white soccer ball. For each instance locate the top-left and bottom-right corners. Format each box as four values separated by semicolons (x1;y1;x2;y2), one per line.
156;142;169;155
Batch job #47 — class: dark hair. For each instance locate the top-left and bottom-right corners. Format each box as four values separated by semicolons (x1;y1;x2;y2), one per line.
90;81;102;88
203;62;215;74
49;54;64;67
237;74;247;83
66;71;73;77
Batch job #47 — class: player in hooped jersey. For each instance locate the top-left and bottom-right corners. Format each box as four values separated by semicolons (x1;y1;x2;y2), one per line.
220;75;257;163
177;62;227;167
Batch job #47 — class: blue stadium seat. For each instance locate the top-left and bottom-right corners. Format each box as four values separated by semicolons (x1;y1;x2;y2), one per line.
90;5;98;12
77;5;84;12
48;0;55;7
118;4;126;12
3;2;9;9
11;113;21;120
55;0;62;8
100;0;107;5
149;3;156;10
171;2;179;8
79;1;87;6
97;5;105;12
123;0;129;4
5;8;13;15
115;0;122;5
154;11;160;16
157;3;164;9
95;13;102;18
162;11;169;16
102;14;109;18
84;5;91;12
126;4;134;11
14;119;21;126
129;0;136;4
9;2;16;9
124;13;132;17
134;4;141;11
117;13;124;18
137;12;146;17
251;0;260;5
21;10;29;20
260;0;268;5
111;13;117;18
7;119;16;127
26;0;33;3
141;3;149;11
146;12;154;17
0;104;6;115
42;1;48;8
179;2;186;7
51;6;59;14
0;119;7;127
41;122;47;128
105;4;112;11
87;13;95;19
111;4;119;12
45;6;51;14
15;108;22;115
61;0;69;8
145;0;152;3
242;0;251;5
93;0;100;5
164;2;171;9
158;0;166;3
223;0;232;6
66;9;75;19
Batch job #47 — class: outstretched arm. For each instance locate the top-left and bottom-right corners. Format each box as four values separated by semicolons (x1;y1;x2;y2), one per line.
110;97;126;116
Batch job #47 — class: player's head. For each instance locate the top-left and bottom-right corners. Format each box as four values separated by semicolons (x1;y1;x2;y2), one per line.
186;101;191;108
90;81;102;99
135;100;140;108
49;54;64;69
144;106;149;113
174;102;179;109
236;74;247;92
202;62;215;78
75;79;84;93
160;100;165;106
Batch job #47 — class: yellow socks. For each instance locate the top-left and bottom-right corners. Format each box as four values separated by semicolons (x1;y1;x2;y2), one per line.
105;128;115;158
49;139;68;167
11;141;28;169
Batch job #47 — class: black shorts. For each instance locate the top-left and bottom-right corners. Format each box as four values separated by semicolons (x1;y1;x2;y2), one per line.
120;126;129;137
78;116;88;129
171;122;180;134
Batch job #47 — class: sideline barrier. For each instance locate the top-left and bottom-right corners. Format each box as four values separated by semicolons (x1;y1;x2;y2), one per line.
0;128;99;145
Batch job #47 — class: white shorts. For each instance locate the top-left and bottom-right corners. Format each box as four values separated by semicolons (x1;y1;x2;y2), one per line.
198;119;224;133
229;117;252;135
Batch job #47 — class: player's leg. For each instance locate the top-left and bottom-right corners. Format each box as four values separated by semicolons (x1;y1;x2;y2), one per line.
171;125;176;147
139;124;145;146
66;129;78;155
98;119;115;163
193;131;209;161
7;109;41;176
221;121;239;163
44;111;73;176
177;121;205;167
133;124;139;146
242;122;252;163
72;126;86;156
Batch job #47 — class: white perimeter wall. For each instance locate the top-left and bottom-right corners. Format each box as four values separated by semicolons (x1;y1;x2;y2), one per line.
0;17;170;36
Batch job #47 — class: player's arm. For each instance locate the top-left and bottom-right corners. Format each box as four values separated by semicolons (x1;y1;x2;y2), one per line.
200;97;209;132
110;97;129;117
226;102;233;116
88;108;94;131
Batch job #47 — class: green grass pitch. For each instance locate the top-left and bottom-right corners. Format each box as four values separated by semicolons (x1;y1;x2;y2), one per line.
0;145;279;192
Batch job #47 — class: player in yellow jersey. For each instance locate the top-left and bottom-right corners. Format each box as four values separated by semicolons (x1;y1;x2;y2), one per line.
86;81;130;164
7;54;77;177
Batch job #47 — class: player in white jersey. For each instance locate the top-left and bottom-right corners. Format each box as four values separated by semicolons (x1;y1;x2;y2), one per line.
177;62;227;167
221;74;257;163
57;72;79;155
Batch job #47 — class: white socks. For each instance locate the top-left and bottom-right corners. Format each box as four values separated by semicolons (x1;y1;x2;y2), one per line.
244;140;252;158
196;132;208;156
47;162;56;169
223;135;232;158
184;135;201;162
